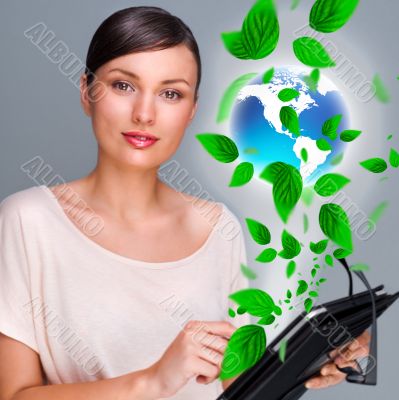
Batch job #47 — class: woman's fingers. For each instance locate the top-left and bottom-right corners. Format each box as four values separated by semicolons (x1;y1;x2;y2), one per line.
305;372;345;389
198;344;224;368
186;320;236;339
328;329;371;362
194;357;220;384
305;362;346;389
198;332;229;354
335;345;369;365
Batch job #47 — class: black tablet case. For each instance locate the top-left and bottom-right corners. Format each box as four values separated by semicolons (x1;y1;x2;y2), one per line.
217;258;399;400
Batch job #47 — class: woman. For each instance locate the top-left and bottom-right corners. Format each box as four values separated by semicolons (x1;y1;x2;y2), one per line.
0;6;369;400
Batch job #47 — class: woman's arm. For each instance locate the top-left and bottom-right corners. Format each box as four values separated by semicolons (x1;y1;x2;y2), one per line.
0;333;160;400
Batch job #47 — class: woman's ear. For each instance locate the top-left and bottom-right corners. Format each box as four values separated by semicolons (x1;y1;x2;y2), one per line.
80;74;92;117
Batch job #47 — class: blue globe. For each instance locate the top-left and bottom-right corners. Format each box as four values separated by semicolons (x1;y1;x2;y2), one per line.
230;66;350;185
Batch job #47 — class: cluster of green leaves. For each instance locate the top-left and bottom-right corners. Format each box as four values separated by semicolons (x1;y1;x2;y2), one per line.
210;0;385;381
316;113;362;153
196;133;255;188
293;0;360;68
360;147;399;173
221;288;282;379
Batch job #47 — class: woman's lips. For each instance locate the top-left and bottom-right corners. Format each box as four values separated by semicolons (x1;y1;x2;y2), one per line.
122;134;159;149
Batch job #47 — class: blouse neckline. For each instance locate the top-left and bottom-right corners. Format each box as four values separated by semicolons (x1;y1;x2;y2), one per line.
38;185;224;269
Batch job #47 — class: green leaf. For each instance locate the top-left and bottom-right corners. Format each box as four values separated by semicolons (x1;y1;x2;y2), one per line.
303;213;309;234
262;67;275;83
319;203;353;251
301;187;314;207
229;162;254;187
228;307;236;318
319;278;327;284
303;68;320;92
304;298;313;313
256;248;277;263
272;164;303;223
241;0;280;60
301;148;308;163
229;288;276;317
243;147;260;155
387;134;393;141
310;68;320;83
325;254;334;267
333;248;352;259
309;291;319;297
350;263;370;272
287;289;292;299
220;31;251;60
279;230;301;259
316;138;332;151
259;161;286;184
196;133;239;163
340;129;362;142
246;218;271;245
293;37;336;68
373;74;390;103
278;88;300;102
261;162;303;223
274;305;282;316
279;339;287;363
237;306;247;315
280;106;300;136
217;73;258;123
310;239;329;254
220;324;266;379
311;268;317;278
314;173;351;196
330;152;344;166
359;158;388;173
291;0;301;10
322;114;342;140
286;260;296;278
389;148;399;168
310;0;360;33
258;314;275;325
296;280;309;296
368;201;389;230
240;263;257;280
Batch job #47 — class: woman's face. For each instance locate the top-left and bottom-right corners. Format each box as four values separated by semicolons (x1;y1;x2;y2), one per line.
80;44;198;170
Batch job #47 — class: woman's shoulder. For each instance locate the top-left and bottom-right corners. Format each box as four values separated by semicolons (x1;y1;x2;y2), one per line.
0;185;47;218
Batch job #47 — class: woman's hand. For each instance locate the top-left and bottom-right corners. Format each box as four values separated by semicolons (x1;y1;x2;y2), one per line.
305;329;371;389
146;320;236;398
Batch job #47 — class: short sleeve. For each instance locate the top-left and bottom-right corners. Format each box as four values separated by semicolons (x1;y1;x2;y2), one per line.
0;197;39;352
225;216;252;328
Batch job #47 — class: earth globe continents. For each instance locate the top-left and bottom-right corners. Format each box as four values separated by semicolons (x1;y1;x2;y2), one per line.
230;65;350;185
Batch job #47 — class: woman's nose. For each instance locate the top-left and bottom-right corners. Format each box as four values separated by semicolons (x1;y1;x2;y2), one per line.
131;93;155;125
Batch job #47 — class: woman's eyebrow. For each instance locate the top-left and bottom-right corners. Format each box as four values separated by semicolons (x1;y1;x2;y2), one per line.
107;68;191;87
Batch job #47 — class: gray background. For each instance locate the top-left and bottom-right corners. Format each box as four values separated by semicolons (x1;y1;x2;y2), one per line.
1;0;398;398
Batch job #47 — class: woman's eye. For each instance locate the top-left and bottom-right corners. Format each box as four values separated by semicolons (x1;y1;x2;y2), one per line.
163;90;182;101
113;81;133;92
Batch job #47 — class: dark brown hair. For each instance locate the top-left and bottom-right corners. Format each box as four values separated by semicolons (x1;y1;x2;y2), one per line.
84;6;201;101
